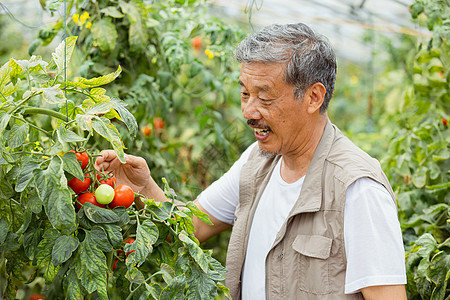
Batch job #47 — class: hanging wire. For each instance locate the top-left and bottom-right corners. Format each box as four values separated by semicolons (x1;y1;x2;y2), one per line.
244;0;263;31
0;1;44;29
64;0;68;123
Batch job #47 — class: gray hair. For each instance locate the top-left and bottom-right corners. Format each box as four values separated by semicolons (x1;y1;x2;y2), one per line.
235;23;337;112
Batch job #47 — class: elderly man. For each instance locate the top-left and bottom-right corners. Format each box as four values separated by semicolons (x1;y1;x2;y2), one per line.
96;23;407;299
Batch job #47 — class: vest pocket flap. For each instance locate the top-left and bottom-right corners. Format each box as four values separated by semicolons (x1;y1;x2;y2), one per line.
292;235;332;259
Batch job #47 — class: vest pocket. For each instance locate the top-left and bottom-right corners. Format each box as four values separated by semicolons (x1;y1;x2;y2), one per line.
292;234;333;294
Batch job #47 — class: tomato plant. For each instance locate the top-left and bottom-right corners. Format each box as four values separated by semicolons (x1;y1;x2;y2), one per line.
0;35;228;299
67;174;91;194
109;184;134;209
76;192;105;209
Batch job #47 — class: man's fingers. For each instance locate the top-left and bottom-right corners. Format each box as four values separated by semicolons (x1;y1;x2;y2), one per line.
95;150;117;170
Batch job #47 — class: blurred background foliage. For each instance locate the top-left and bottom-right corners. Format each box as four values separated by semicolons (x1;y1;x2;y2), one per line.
0;0;448;299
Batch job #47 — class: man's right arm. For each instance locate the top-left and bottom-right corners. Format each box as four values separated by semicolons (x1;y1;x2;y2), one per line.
192;199;232;243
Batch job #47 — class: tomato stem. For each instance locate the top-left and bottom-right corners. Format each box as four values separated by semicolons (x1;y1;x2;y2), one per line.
23;107;72;122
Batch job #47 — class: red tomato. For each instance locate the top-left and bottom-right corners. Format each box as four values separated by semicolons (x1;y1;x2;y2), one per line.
191;36;202;50
125;238;135;256
109;184;135;209
442;118;448;126
76;193;105;210
141;125;152;136
67;174;91;194
96;173;116;188
153;117;165;130
112;259;118;271
29;294;45;300
69;150;89;169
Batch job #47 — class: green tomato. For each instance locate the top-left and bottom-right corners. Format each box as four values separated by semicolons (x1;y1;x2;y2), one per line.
95;184;115;205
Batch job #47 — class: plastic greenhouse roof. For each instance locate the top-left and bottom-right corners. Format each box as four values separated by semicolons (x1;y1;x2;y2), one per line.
209;0;429;61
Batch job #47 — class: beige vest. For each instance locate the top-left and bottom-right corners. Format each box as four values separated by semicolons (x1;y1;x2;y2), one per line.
225;120;396;299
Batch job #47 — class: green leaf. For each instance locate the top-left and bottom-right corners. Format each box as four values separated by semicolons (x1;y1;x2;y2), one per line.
91;116;125;163
86;102;113;115
66;66;122;88
83;202;120;224
0;217;9;244
42;85;66;104
100;224;123;248
160;276;187;300
57;126;86;144
186;202;213;225
179;232;209;273
52;235;79;266
23;227;42;260
89;226;112;252
412;166;428;188
52;36;78;75
34;157;77;234
36;228;60;269
0;112;11;135
429;251;450;300
8;123;29;149
127;220;159;267
15;159;40;192
64;269;85;300
120;1;146;52
76;238;108;299
100;6;124;18
91;18;118;52
111;97;138;137
0;61;11;90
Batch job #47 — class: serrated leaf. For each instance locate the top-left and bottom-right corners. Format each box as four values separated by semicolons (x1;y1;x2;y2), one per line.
8;123;29;149
111;97;138;137
159;275;187;300
57;126;86;143
83;202;120;224
65;269;84;300
34;157;77;234
62;151;84;181
52;36;77;75
36;228;60;268
76;239;108;298
179;232;209;273
66;66;122;88
88;226;112;253
0;112;11;135
100;6;124;18
130;220;159;267
86;102;113;115
42;85;66;104
186;202;213;225
100;224;123;248
91;116;125;163
52;235;79;266
0;61;11;89
428;251;450;300
91;18;118;52
15;159;40;192
0;217;8;244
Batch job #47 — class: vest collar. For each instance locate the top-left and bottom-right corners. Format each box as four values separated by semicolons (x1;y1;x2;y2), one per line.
289;119;335;215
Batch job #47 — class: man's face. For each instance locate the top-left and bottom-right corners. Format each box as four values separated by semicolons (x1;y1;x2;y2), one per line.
239;62;308;156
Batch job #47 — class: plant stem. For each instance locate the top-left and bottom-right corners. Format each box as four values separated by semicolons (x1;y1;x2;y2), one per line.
10;115;52;137
10;90;42;114
22;107;72;122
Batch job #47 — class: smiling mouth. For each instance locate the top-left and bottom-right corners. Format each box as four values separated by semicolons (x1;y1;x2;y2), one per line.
254;128;270;136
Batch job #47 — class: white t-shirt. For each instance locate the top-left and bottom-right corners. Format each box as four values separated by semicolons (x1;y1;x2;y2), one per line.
198;142;406;298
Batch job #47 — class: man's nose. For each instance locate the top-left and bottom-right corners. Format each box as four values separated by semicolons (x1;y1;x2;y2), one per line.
242;97;261;120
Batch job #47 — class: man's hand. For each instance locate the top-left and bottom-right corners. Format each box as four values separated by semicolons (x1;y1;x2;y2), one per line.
95;150;155;197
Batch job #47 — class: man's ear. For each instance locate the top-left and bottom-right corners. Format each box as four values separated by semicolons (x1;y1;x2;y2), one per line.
305;82;326;114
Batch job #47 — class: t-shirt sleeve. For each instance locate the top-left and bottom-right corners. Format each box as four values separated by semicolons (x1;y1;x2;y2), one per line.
197;142;257;225
344;177;406;294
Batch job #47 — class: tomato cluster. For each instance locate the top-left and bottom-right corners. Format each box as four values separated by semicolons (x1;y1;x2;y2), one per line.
67;151;134;210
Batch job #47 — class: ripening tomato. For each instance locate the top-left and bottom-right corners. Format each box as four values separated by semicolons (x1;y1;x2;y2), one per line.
442;118;448;126
125;238;136;256
69;150;89;169
29;294;45;300
153;117;165;130
96;173;116;188
67;174;91;194
191;36;202;50
109;184;134;208
76;193;105;210
95;184;115;205
112;259;118;271
141;125;152;136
